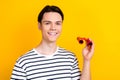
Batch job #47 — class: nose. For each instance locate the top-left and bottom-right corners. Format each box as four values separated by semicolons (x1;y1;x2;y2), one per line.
50;23;56;31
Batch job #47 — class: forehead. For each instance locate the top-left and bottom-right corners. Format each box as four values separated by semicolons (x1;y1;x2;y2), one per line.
42;12;62;21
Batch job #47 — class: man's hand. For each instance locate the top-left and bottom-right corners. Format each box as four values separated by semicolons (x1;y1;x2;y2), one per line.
82;40;94;61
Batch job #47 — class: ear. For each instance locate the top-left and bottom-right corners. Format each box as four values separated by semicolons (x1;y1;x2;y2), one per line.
38;22;42;30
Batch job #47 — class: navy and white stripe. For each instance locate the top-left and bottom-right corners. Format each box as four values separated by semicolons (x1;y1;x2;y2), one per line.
11;47;81;80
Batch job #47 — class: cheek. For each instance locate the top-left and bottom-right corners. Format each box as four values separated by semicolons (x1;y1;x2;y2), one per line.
57;28;62;34
42;26;49;32
58;26;62;32
60;28;62;33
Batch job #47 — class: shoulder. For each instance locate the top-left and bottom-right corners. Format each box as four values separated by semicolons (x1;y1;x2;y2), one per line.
57;47;77;59
16;49;37;64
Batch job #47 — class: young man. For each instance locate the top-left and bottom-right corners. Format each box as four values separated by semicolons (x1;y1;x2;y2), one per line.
11;5;94;80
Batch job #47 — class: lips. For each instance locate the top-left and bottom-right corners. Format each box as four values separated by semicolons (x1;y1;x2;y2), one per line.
48;32;58;36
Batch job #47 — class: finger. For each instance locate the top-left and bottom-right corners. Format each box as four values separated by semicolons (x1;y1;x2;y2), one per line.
87;39;94;52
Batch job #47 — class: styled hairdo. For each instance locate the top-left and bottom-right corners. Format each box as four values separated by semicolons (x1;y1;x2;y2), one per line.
38;5;64;23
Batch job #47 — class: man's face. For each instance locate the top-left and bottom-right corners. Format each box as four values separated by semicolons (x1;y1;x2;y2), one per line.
39;12;62;43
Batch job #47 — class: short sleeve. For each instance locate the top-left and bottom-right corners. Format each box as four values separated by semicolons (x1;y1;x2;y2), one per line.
71;56;81;80
11;61;27;80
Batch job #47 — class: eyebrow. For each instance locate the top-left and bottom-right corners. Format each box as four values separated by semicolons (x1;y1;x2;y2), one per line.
42;20;62;23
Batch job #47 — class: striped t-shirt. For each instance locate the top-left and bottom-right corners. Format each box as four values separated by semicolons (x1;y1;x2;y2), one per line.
11;47;81;80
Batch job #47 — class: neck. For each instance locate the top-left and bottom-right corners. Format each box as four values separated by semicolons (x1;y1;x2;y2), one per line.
35;40;57;55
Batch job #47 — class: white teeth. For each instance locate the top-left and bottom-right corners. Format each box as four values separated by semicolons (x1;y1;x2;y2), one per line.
48;32;57;36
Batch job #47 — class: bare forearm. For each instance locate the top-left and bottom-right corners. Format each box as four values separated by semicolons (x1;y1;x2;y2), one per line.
80;39;94;80
80;60;91;80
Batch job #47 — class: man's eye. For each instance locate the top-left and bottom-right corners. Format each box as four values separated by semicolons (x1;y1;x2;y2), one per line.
56;22;61;25
45;22;50;25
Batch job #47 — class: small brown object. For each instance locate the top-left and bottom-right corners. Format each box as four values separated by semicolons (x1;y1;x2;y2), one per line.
77;37;92;51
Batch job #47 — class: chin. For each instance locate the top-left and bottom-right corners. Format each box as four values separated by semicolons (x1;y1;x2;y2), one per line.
48;36;60;42
48;39;57;43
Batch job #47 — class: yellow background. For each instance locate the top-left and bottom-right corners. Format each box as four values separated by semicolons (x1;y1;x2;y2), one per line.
0;0;120;80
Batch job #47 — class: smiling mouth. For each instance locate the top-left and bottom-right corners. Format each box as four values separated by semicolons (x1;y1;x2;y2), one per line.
48;32;58;36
